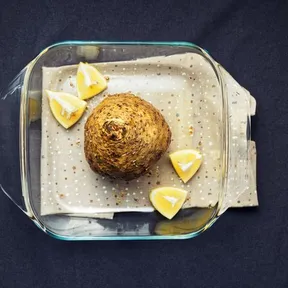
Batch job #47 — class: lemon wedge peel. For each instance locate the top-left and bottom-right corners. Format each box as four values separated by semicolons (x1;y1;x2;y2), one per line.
29;98;41;122
46;90;87;129
149;187;188;220
47;90;79;119
169;149;203;183
78;62;98;87
76;62;107;100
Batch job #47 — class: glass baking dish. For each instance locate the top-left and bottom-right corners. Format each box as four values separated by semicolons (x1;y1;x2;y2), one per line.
0;41;256;240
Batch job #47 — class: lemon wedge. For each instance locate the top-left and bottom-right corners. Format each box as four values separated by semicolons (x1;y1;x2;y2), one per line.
169;149;203;183
150;187;188;219
155;209;214;235
29;98;41;122
46;90;87;129
76;62;107;100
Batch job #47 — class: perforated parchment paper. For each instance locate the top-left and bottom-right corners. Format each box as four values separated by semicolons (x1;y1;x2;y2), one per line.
41;53;258;217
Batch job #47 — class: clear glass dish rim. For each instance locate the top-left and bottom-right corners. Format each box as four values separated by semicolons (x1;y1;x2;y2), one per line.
20;41;228;240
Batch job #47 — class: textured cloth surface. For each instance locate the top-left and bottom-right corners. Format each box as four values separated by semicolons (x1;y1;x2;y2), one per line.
41;54;257;217
0;0;287;287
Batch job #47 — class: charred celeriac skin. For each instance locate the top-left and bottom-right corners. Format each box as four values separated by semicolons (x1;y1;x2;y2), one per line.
84;93;172;180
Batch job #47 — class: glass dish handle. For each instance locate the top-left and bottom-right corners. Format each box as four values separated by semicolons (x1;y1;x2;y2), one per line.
0;69;33;217
217;65;257;215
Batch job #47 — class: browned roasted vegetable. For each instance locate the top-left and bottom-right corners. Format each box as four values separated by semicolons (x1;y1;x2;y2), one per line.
84;93;171;180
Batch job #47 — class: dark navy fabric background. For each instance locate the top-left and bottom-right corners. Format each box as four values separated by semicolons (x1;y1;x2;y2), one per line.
0;0;287;287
